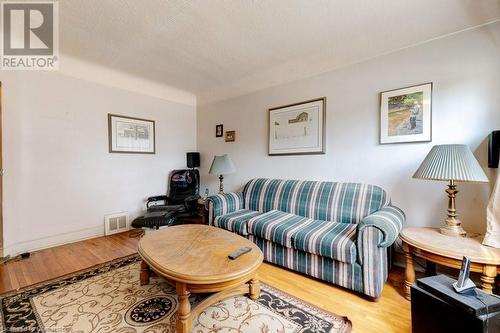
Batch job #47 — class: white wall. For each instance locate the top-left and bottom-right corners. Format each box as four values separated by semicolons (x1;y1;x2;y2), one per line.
197;22;500;233
2;70;196;255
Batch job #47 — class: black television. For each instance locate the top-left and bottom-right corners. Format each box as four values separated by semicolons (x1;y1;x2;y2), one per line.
489;131;500;168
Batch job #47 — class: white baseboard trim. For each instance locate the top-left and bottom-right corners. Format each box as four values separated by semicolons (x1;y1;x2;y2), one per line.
3;226;105;257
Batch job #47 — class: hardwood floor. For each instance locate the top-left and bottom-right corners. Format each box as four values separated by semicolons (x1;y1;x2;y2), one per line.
0;230;411;332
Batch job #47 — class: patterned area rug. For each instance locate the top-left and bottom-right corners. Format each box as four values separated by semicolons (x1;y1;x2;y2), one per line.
0;255;351;333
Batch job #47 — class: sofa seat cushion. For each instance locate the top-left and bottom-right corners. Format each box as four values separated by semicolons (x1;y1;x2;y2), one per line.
248;210;315;248
292;220;358;264
213;209;263;235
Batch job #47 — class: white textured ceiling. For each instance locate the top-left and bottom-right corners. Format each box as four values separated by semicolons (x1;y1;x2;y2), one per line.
60;0;500;105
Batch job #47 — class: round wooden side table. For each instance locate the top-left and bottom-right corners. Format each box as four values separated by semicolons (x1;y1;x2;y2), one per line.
400;227;500;300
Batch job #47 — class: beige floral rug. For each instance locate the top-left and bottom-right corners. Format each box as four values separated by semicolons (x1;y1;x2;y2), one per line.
0;255;351;333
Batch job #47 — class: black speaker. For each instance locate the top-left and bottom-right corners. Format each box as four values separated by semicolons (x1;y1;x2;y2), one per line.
489;131;500;168
186;152;200;168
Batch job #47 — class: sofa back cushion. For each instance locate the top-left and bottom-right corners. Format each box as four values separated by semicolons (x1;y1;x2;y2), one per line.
243;178;389;224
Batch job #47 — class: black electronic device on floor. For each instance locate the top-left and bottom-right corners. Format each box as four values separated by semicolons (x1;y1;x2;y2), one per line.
411;275;500;333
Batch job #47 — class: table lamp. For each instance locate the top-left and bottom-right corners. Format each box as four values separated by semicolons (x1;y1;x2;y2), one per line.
413;144;489;237
209;154;236;194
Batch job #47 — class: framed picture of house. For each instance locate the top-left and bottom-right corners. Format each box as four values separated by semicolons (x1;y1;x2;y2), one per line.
268;97;326;155
108;114;155;154
380;83;432;144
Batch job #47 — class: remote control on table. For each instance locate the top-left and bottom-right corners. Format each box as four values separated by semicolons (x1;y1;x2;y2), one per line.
228;247;252;260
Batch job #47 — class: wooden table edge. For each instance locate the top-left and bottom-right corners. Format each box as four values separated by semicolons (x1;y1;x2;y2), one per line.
401;237;499;300
138;245;264;285
400;230;500;266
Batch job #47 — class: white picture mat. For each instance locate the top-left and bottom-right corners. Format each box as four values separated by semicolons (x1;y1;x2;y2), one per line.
380;83;432;144
110;116;155;153
269;99;325;155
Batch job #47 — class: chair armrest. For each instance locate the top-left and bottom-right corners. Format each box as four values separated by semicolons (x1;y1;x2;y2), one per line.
357;205;405;248
146;195;169;208
206;192;244;218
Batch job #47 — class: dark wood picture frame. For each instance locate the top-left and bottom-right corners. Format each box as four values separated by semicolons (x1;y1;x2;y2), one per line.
268;97;326;156
225;130;236;142
108;114;156;154
216;124;223;137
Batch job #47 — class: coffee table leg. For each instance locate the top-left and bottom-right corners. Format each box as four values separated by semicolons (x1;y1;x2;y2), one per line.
403;242;415;300
249;279;260;300
176;283;191;333
140;260;150;286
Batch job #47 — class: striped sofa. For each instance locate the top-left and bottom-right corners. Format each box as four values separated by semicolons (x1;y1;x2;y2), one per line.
206;178;405;299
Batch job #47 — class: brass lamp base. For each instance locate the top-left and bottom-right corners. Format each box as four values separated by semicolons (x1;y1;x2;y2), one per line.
218;175;224;194
439;223;466;237
439;180;467;237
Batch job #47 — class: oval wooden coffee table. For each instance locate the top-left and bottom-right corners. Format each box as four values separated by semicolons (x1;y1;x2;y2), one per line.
138;225;263;333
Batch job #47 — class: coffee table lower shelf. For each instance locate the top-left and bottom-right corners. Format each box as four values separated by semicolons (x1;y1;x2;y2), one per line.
140;260;261;333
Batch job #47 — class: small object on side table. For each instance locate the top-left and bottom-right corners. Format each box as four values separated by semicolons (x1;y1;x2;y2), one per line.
401;227;500;300
411;275;500;333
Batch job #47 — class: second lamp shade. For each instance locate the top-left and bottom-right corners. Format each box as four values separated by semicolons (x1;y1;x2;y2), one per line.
209;154;236;175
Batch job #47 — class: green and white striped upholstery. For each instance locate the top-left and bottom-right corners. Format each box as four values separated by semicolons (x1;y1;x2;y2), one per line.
250;235;364;294
213;209;262;236
292;220;358;264
247;210;314;248
359;227;388;297
243;178;389;223
206;192;244;220
358;205;405;249
207;178;404;299
248;210;358;263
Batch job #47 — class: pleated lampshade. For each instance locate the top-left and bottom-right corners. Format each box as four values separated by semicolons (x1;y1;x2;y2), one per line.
413;144;488;183
209;154;236;175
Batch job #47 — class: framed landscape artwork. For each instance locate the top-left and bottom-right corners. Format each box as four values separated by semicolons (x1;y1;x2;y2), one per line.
108;114;155;154
269;97;326;155
380;83;432;144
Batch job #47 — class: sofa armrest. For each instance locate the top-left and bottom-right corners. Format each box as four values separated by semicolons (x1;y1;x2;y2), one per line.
206;192;244;220
357;205;405;248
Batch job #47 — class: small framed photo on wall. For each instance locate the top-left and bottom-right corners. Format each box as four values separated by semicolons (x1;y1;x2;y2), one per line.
225;130;236;142
216;124;223;137
380;82;432;144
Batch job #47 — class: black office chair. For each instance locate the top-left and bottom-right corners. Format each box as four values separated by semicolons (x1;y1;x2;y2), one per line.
131;169;200;230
